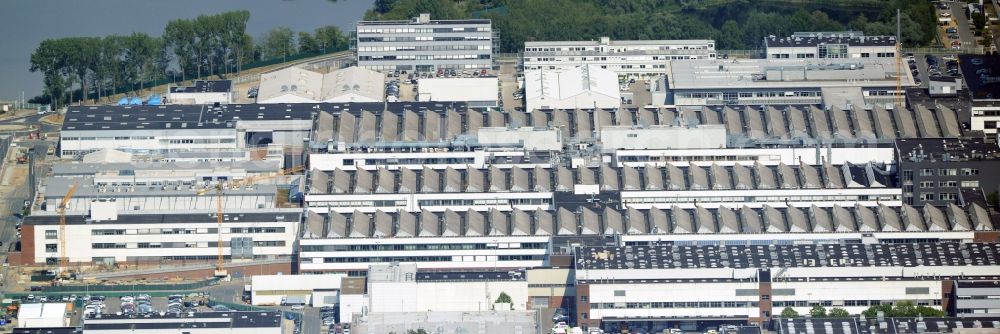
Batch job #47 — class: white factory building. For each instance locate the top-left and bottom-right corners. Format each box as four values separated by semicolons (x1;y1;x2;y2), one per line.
256;66;385;104
525;65;621;112
21;208;301;265
167;80;234;105
764;32;897;60
574;243;1000;332
418;77;499;108
250;273;347;307
83;311;283;334
42;159;292;214
59;104;314;157
524;37;716;77
663;58;914;108
296;157;995;273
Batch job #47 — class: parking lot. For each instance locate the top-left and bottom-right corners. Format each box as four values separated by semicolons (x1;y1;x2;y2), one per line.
937;1;979;50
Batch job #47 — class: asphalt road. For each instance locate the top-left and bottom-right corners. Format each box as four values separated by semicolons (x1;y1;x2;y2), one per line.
949;2;976;48
0;113;46;126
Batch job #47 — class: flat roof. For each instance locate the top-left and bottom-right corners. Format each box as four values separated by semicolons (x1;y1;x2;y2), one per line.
51;160;280;176
169;80;232;93
666;58;913;90
578;242;1000;270
357;19;490;26
44;176;278;199
414;270;525;282
84;311;281;329
418;77;498;102
765;34;896;48
959;54;1000;101
25;210;299;226
526;38;714;48
777;317;999;334
896;137;1000;162
62;103;315;132
11;328;77;334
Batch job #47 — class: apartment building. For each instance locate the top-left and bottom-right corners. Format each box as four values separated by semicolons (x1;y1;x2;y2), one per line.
355;13;493;72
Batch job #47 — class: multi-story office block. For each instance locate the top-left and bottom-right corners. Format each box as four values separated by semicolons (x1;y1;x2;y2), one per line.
524;37;715;77
895;137;1000;206
355;13;493;72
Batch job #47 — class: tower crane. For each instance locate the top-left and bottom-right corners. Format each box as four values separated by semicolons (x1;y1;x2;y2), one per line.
57;183;78;274
196;165;304;277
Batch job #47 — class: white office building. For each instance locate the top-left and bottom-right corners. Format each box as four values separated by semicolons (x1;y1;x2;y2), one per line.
764;32;897;60
524;37;715;77
355;13;493;72
22;208;301;265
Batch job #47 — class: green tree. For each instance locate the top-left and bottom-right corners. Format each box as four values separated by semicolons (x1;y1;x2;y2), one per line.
495;292;512;304
780;307;799;318
829;307;850;317
892;301;918;317
862;304;894;318
714;20;744;50
259;27;296;60
298;32;319;53
973;12;987;33
314;26;349;52
406;330;429;334
809;305;827;318
915;305;945;317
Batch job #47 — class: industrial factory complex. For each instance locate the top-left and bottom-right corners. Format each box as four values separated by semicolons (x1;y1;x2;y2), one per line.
4;11;1000;334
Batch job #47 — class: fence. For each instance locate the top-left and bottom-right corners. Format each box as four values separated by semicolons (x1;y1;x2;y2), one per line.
11;278;220;296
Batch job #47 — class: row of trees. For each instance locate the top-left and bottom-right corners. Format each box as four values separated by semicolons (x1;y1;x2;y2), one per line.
30;11;348;109
780;301;945;318
366;0;938;52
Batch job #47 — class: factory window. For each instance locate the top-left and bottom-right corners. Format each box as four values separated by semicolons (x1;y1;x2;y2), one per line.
901;170;913;181
985;121;998;129
960;181;980;188
939;181;958;188
614;290;626;297
860;53;870;58
92;243;126;249
938;168;957;176
919;193;935;201
45;244;57;252
919;181;934;188
961;168;980;176
919;169;934;176
92;229;125;236
940;193;957;201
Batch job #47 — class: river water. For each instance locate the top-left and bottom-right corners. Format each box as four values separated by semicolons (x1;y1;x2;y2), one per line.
0;0;374;100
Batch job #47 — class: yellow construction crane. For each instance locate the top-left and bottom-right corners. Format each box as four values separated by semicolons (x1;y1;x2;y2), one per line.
58;183;79;273
196;165;304;277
